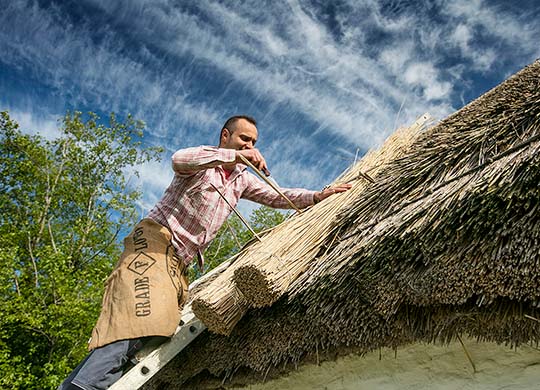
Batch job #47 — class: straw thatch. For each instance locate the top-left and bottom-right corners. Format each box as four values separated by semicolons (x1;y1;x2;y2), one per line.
143;60;540;389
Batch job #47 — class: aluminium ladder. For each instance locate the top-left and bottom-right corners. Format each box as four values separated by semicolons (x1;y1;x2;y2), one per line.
108;304;205;389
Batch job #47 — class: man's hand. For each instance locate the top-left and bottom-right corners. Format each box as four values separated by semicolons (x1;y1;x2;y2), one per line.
236;149;270;176
313;183;352;203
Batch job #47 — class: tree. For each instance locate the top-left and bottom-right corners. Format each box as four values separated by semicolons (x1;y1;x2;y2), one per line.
0;111;161;389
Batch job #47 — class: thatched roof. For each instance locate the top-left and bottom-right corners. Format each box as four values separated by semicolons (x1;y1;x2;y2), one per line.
143;60;540;389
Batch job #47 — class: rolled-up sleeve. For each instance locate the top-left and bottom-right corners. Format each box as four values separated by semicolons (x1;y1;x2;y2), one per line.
172;146;236;174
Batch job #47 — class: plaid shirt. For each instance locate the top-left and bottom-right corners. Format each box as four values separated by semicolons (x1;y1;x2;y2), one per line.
147;146;316;265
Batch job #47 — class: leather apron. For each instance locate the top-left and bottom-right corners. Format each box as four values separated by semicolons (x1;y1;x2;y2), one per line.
88;218;189;350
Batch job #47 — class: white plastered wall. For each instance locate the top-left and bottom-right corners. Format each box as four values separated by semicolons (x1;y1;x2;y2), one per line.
241;338;540;390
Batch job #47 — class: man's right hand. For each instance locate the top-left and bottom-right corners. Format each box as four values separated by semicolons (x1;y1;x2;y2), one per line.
236;149;270;176
313;183;352;203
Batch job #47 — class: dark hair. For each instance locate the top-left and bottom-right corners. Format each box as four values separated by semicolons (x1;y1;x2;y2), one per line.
221;115;257;134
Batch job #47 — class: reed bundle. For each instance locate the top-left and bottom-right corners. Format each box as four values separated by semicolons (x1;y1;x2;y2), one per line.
233;114;434;307
190;258;249;335
299;135;539;312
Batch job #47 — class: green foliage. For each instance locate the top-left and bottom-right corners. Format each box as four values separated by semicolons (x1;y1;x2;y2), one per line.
194;206;288;280
0;111;162;389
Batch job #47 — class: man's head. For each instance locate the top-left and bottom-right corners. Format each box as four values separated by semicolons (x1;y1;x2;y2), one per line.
219;115;258;150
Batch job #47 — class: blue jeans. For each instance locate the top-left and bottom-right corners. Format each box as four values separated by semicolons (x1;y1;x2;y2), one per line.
57;338;144;390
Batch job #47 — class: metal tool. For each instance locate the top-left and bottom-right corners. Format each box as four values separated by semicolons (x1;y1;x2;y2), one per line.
209;183;262;242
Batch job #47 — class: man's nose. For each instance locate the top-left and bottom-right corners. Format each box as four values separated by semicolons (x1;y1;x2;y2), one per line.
244;141;254;149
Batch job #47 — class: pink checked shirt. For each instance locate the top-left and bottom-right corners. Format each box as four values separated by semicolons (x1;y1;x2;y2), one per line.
147;146;316;265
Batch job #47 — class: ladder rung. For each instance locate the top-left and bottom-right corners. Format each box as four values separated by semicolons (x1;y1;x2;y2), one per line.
109;305;206;389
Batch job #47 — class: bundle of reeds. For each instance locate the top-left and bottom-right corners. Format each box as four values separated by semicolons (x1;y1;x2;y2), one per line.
232;114;434;307
190;259;250;335
300;135;539;315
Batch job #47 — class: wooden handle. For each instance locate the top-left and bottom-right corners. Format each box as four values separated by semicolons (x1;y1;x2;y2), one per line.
237;154;303;214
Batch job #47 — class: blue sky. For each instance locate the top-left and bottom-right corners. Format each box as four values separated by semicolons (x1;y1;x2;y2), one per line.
1;0;539;215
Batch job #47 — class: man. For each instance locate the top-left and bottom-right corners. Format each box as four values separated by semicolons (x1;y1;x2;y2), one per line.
59;115;350;389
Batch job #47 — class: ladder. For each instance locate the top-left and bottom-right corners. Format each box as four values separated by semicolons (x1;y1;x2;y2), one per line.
109;259;232;389
108;304;205;389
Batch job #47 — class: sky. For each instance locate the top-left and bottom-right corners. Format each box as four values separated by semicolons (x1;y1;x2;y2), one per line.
1;0;539;215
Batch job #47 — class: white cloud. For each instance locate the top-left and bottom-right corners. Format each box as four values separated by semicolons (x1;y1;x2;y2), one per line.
0;0;220;139
5;106;62;140
155;0;410;146
448;23;497;72
1;0;453;154
403;63;452;101
379;43;415;74
126;158;174;213
78;0;399;148
442;0;539;68
451;24;472;53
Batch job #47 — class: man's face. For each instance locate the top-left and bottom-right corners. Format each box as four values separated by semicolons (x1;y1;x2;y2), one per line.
220;119;258;150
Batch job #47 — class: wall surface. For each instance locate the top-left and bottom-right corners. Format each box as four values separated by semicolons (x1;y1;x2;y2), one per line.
241;339;540;390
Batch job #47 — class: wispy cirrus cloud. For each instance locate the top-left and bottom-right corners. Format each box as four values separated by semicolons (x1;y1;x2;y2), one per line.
1;0;539;212
0;0;222;138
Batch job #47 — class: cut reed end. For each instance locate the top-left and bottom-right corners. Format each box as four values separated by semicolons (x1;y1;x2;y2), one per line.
191;298;229;335
234;264;280;308
192;293;249;336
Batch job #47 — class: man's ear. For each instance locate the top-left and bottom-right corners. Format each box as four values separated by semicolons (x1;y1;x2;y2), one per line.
219;128;230;147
